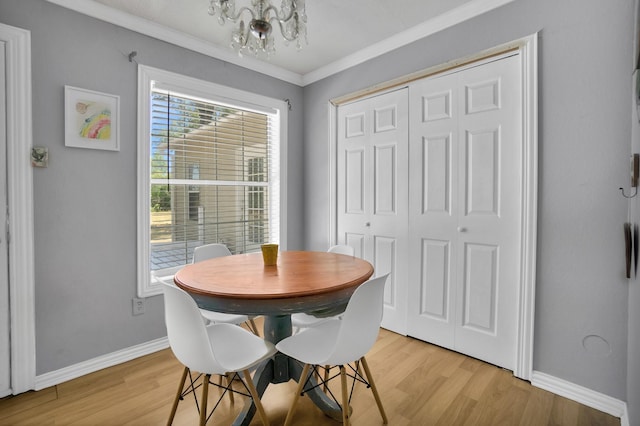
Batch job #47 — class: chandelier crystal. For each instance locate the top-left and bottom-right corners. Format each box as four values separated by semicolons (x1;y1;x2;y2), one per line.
208;0;307;57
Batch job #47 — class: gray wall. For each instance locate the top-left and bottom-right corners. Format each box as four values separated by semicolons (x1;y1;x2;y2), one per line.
0;0;304;375
303;0;633;402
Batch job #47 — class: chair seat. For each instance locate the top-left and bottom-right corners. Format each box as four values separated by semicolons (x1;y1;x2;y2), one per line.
200;309;249;325
290;312;334;329
207;323;275;373
276;319;341;366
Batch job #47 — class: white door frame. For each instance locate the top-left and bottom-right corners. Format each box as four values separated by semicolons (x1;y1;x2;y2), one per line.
0;23;35;394
329;33;538;380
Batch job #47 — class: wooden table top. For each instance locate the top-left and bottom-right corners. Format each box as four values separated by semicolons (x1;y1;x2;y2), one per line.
174;251;374;301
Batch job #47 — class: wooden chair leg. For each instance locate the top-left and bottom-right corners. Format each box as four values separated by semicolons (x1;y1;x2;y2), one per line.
339;365;350;426
242;369;270;426
167;366;189;426
248;318;260;335
199;374;210;426
284;363;310;426
360;356;387;424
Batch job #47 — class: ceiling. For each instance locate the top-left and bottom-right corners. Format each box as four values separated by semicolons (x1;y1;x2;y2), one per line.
46;0;512;85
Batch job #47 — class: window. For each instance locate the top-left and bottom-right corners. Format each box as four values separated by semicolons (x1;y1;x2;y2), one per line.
137;66;286;297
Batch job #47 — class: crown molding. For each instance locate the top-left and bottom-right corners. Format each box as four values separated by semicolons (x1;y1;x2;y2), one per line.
302;0;515;85
45;0;514;87
44;0;304;86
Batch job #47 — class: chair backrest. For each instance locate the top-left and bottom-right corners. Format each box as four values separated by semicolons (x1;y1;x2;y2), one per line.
161;281;223;374
192;243;232;263
325;274;389;365
327;244;355;256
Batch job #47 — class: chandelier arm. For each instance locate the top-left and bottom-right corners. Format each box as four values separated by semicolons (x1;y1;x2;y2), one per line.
262;4;295;23
271;18;299;41
234;23;251;49
220;5;256;23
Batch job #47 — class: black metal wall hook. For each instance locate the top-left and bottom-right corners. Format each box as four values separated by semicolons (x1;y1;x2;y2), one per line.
620;187;638;198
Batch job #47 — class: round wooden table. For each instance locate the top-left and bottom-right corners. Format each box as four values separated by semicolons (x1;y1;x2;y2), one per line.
174;250;373;316
174;250;374;425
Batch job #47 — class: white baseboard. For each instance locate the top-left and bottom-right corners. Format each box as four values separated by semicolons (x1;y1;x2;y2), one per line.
531;371;629;426
35;337;169;391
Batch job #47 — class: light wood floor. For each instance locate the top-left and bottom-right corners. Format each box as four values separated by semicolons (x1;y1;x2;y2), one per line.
0;325;620;425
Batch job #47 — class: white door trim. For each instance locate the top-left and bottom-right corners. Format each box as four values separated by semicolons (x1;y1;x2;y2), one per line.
514;33;538;380
329;33;538;380
0;22;35;394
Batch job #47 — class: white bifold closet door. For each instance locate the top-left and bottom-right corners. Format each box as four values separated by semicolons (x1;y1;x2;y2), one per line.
336;53;522;370
337;88;409;334
407;53;522;370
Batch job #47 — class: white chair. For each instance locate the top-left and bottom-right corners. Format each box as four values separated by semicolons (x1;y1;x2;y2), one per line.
161;281;275;426
276;274;389;426
192;244;259;335
290;244;355;332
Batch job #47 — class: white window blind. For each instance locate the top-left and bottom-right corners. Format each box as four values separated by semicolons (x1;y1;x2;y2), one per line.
149;89;279;274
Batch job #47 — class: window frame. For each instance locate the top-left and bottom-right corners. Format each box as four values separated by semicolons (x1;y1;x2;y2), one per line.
137;65;288;297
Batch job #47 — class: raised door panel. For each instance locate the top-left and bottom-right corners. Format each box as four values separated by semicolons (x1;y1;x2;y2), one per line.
461;243;498;333
466;78;501;114
346;112;365;138
464;128;500;216
423;134;452;214
423;89;453;122
419;239;450;319
374;104;398;133
374;143;397;215
373;236;397;307
416;238;455;347
345;233;365;259
345;148;365;214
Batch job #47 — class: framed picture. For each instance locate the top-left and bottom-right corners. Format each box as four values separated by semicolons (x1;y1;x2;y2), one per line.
64;85;120;151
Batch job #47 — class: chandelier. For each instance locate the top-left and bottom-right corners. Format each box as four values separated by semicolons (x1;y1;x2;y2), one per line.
208;0;307;57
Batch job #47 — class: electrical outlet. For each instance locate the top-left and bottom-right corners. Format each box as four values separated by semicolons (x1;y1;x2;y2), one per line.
132;297;145;316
